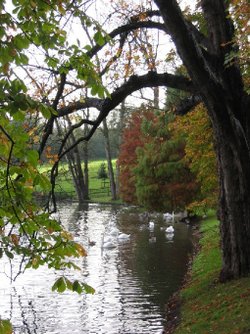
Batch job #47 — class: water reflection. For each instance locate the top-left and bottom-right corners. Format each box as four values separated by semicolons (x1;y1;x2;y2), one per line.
0;203;193;334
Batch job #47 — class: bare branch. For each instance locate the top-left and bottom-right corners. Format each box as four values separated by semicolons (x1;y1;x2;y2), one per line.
38;73;66;157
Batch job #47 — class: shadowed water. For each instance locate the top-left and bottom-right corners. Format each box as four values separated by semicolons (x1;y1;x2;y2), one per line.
0;203;194;334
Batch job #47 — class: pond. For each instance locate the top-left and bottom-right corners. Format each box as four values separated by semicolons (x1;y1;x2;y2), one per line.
0;203;194;334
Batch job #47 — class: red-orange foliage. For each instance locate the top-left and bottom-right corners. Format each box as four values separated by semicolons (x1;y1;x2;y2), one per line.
117;107;155;203
134;113;199;212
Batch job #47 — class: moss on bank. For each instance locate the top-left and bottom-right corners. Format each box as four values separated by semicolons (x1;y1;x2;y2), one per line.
174;216;250;334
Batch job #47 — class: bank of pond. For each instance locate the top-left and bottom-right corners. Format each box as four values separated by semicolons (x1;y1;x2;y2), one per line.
174;216;250;334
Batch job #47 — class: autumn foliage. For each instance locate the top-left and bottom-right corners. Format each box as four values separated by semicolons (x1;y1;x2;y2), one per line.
135;112;198;211
118;108;199;211
117;107;155;203
118;102;219;213
173;104;219;212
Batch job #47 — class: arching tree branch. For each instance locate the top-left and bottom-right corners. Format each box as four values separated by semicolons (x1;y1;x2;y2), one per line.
58;71;195;117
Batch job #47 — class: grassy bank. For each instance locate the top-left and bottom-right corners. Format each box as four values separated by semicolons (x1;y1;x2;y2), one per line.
174;216;250;334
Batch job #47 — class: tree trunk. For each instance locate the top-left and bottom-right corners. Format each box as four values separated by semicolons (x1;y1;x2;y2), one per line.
116;100;127;197
102;118;117;200
83;113;90;200
208;96;250;281
62;116;89;203
153;86;159;109
83;140;89;200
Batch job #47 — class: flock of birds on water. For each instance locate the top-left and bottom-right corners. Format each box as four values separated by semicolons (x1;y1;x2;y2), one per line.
90;211;177;250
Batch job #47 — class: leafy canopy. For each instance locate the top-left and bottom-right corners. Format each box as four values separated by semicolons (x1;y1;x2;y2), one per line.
0;0;110;299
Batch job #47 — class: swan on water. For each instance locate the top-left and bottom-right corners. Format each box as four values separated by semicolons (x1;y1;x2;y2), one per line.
101;235;117;249
166;233;174;241
149;221;155;230
118;233;130;240
163;212;174;222
102;241;116;249
166;225;174;233
110;227;119;236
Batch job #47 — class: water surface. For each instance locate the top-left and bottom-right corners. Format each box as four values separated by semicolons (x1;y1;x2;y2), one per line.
0;203;193;333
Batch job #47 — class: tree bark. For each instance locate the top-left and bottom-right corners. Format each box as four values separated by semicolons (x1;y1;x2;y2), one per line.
208;95;250;280
116;100;127;197
154;0;250;280
63;116;89;203
102;118;117;200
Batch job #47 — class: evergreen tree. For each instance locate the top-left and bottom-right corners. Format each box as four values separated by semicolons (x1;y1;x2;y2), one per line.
135;112;198;211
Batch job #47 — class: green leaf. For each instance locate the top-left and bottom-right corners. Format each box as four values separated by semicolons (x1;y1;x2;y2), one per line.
14;34;30;49
5;250;14;259
93;31;105;46
34;173;51;191
12;110;25;122
40;104;51;119
82;283;95;294
26;150;39;167
52;277;67;293
15;53;29;65
72;280;82;294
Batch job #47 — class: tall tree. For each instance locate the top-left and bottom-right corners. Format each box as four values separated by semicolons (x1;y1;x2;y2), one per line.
117;107;155;203
135;112;198;211
173;103;219;213
153;0;250;281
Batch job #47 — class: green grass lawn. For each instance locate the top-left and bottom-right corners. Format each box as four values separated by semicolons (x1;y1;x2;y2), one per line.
174;216;250;334
47;159;121;203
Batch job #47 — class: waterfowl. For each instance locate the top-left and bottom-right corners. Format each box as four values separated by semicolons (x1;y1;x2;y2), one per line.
102;241;116;249
166;225;174;233
88;238;96;246
166;233;174;241
149;221;155;230
118;233;130;240
163;212;173;222
110;227;119;236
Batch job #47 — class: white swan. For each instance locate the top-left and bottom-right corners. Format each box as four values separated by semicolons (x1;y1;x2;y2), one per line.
110;227;119;236
166;233;174;241
102;241;117;249
118;233;130;240
102;235;116;249
166;225;174;233
163;212;173;222
149;221;155;230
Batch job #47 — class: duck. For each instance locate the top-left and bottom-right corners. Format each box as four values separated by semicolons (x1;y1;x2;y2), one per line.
88;238;96;246
166;225;174;234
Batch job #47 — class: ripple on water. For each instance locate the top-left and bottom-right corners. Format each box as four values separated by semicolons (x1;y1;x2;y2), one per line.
0;203;193;334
